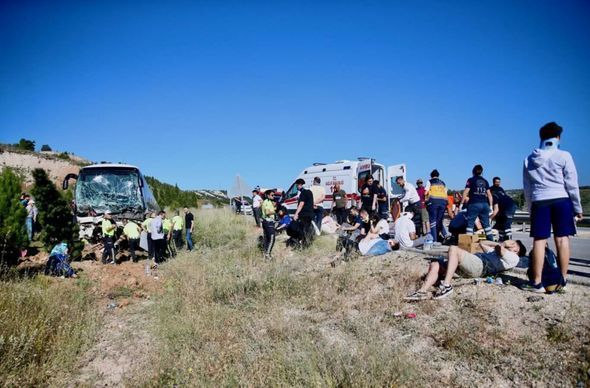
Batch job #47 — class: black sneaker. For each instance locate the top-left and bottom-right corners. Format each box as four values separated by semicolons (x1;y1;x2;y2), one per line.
520;281;546;293
433;284;454;299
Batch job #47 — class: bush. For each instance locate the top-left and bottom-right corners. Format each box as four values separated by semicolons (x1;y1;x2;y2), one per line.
0;168;28;266
30;169;83;258
40;144;52;152
16;138;35;152
57;152;70;160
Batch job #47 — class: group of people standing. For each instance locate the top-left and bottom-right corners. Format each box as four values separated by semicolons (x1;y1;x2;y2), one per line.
396;168;518;244
101;207;195;266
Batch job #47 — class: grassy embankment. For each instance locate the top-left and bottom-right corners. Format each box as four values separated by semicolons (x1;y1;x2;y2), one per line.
144;209;417;386
0;273;99;386
141;209;590;386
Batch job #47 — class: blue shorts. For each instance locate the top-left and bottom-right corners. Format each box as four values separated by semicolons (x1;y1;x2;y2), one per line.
530;198;575;239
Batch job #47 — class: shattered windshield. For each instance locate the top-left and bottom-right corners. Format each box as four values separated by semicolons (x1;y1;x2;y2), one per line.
75;169;144;215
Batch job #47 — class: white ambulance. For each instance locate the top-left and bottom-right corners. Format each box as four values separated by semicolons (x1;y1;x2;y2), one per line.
281;158;406;213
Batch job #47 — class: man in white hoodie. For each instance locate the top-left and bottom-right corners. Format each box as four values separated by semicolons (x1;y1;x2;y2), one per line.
522;122;583;293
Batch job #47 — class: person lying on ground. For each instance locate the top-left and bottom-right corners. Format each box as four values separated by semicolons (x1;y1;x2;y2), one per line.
358;232;400;256
392;211;426;249
405;239;527;300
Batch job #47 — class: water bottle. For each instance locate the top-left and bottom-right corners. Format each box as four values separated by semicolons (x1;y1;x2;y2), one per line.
423;235;433;251
145;262;151;276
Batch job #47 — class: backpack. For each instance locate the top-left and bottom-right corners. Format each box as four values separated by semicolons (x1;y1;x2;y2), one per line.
528;247;563;294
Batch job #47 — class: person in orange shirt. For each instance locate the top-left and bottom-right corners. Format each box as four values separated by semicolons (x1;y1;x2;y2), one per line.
447;194;455;220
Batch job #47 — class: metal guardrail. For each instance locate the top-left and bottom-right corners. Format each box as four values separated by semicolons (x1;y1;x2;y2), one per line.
513;211;590;231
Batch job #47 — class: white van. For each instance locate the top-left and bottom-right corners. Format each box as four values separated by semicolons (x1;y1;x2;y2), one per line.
281;158;406;213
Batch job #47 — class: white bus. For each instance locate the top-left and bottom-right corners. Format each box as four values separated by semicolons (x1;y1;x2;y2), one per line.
63;163;159;240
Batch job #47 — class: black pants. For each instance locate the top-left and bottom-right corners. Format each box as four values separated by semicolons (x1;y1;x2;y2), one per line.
153;238;166;263
102;236;115;263
299;215;314;248
128;238;139;262
262;220;276;255
173;230;183;248
406;202;423;235
253;207;262;227
147;233;154;259
333;207;347;225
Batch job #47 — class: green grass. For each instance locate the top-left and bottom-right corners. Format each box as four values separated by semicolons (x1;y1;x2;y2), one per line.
0;274;99;386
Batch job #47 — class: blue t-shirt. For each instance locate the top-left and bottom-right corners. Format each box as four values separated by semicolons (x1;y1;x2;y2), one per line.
279;214;292;227
465;176;490;204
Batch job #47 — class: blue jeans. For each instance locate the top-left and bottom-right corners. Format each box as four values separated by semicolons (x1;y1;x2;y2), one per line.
427;203;446;242
186;229;194;250
314;207;323;230
26;217;33;241
466;202;493;240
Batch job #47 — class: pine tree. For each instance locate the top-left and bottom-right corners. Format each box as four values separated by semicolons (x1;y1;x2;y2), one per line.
0;168;28;265
30;168;84;258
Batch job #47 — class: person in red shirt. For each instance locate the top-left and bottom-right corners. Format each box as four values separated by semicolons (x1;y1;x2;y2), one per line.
416;179;430;235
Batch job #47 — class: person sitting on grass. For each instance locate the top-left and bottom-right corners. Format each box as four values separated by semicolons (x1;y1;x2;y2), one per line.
405;239;527;300
392;211;426;249
371;213;391;240
276;207;292;234
336;207;363;254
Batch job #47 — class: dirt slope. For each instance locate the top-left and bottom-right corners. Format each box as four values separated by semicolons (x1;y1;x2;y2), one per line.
0;149;88;186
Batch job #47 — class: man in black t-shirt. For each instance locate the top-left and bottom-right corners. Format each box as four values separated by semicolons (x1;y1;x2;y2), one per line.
293;178;315;248
490;177;517;241
360;175;377;215
184;207;194;251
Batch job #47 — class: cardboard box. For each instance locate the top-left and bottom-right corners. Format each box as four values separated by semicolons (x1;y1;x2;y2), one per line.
458;234;479;246
459;242;484;253
458;234;484;253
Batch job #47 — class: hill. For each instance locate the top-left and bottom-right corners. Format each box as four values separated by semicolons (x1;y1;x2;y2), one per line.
0;145;224;209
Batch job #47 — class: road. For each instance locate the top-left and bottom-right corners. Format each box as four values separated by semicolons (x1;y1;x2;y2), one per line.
512;230;590;284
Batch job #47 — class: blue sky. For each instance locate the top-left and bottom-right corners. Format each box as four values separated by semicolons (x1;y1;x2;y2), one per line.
1;0;589;191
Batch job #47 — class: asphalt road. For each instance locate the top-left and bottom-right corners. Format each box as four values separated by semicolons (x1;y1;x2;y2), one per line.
512;229;590;283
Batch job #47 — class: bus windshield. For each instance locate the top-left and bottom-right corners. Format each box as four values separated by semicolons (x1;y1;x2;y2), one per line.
75;168;143;215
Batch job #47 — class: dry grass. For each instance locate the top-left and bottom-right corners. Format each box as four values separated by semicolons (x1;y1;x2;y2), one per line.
140;210;420;386
132;209;590;386
0;274;99;386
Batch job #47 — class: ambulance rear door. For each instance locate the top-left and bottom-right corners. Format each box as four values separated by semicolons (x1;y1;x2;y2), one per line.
387;164;406;199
